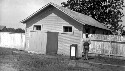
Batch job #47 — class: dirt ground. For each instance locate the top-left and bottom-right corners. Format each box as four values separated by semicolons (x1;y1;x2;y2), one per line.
0;47;125;71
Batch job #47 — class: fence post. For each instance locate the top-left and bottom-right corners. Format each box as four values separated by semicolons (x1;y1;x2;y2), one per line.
109;41;112;57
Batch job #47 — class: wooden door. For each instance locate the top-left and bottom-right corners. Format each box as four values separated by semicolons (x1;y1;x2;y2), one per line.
29;31;47;54
46;32;58;54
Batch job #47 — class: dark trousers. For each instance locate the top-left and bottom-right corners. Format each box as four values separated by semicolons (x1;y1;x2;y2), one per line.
83;46;89;60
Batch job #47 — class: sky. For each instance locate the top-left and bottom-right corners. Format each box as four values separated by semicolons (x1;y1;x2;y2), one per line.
0;0;125;29
0;0;67;29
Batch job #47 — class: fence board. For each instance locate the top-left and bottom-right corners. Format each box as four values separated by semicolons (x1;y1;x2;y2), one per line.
0;32;25;50
89;34;125;57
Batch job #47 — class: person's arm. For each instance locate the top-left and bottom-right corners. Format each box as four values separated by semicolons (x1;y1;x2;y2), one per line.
89;41;91;44
88;39;91;44
82;38;85;42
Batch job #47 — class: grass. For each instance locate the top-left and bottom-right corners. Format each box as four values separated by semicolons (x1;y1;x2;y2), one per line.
0;47;125;71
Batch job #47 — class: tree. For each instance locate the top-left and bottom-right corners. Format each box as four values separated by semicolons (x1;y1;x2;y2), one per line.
2;28;25;33
15;28;25;33
61;0;125;35
6;28;16;32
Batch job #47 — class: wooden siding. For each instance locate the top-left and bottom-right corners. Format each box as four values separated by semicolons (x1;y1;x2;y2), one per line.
25;27;32;48
25;6;54;49
58;32;81;56
26;31;47;54
24;6;114;57
0;32;25;50
89;34;125;57
25;6;83;55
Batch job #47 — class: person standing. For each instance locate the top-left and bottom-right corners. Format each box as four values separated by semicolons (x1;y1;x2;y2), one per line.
82;33;91;60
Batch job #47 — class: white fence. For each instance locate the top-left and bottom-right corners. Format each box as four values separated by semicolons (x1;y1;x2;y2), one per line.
1;32;125;57
89;34;125;57
0;32;25;50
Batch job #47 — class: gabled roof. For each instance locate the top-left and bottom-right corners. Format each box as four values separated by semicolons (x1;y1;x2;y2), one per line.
21;2;110;31
0;25;6;30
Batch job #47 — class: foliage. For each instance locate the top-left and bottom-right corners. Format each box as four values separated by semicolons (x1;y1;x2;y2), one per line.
61;0;125;35
15;28;25;33
1;28;25;33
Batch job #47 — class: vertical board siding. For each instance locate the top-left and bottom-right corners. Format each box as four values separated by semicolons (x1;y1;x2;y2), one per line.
89;34;125;57
25;27;32;48
0;32;25;49
26;31;47;54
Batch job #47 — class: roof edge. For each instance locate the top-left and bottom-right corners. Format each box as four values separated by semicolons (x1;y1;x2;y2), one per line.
20;2;111;31
20;2;54;23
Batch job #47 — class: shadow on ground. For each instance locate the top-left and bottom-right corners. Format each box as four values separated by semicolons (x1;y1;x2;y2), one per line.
0;47;125;71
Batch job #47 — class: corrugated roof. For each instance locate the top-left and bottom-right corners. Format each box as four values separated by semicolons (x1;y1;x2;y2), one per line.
21;2;110;31
0;25;6;30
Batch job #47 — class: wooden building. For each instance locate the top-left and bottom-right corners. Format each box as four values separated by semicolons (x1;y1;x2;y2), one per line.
21;2;111;56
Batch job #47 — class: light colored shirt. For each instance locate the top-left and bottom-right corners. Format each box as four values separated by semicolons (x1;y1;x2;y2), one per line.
81;38;91;44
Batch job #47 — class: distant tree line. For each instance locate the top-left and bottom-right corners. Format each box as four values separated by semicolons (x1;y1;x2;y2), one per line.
1;28;25;33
